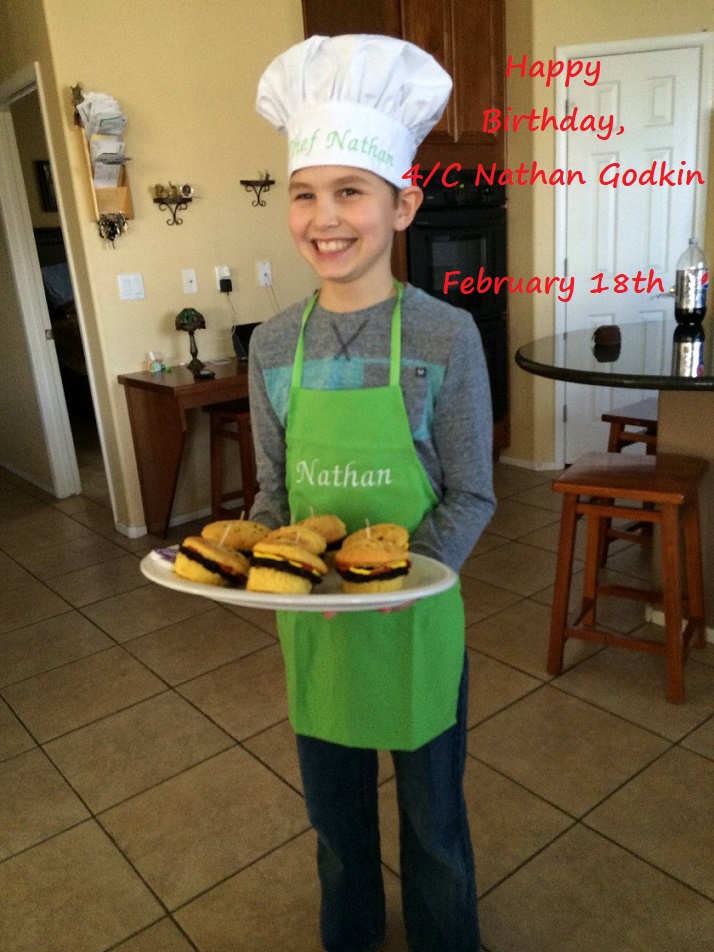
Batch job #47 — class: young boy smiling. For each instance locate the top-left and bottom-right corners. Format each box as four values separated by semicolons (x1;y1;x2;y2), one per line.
287;167;422;311
248;35;496;952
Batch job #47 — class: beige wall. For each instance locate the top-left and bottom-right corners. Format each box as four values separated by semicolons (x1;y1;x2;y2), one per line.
13;92;60;228
0;0;314;532
504;0;714;465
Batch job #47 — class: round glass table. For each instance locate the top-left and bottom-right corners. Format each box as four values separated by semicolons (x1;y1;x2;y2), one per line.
515;321;714;390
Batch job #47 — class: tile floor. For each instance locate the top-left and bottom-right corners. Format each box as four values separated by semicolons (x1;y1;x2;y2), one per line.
1;461;713;952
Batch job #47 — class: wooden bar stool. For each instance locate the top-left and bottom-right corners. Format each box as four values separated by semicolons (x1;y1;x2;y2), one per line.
548;451;707;703
601;396;659;454
203;398;258;519
600;397;659;562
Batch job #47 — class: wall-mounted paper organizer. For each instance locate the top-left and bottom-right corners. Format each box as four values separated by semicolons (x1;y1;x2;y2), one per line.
78;129;134;221
73;87;134;240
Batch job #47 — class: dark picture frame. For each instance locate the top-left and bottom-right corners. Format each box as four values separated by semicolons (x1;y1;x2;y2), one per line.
35;160;58;213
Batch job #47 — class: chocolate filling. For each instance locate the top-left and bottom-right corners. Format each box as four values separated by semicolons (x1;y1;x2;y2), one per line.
250;556;323;584
179;545;245;585
337;563;410;584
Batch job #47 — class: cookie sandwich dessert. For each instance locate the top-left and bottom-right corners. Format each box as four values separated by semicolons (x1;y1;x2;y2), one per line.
201;519;271;557
335;537;411;594
174;536;249;587
341;522;409;551
296;514;347;553
262;524;328;556
247;541;328;595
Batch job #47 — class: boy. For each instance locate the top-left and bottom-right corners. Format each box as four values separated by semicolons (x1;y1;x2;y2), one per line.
249;35;496;952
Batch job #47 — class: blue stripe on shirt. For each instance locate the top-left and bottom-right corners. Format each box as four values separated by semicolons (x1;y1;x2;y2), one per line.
263;357;445;441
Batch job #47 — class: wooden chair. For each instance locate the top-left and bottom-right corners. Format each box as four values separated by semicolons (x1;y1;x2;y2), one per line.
548;451;707;703
600;396;659;561
601;396;659;454
203;398;258;519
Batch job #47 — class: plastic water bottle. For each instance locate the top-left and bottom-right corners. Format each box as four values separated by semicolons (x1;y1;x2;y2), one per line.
674;238;708;324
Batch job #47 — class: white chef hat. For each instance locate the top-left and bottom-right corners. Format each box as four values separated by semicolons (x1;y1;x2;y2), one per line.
256;34;452;189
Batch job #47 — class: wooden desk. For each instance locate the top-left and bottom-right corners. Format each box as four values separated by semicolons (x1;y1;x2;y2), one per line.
118;359;248;537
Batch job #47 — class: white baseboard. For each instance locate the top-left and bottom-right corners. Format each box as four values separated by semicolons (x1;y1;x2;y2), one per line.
115;501;236;539
113;521;147;539
645;605;714;643
0;461;55;496
498;454;559;471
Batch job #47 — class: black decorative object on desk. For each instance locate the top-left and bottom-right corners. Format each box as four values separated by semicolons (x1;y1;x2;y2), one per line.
175;308;212;377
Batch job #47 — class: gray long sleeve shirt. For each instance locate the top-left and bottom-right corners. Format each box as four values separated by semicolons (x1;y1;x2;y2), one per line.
247;284;496;572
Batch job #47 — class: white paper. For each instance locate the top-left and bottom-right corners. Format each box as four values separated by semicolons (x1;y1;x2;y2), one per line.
90;134;125;163
93;161;121;188
77;92;128;188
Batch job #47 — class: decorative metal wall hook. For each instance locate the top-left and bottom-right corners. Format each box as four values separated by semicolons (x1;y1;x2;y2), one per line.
239;172;274;206
153;183;193;225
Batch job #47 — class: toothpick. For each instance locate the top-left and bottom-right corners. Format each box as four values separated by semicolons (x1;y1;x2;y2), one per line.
219;523;231;546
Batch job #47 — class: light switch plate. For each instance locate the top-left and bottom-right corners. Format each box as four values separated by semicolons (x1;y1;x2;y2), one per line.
118;273;145;300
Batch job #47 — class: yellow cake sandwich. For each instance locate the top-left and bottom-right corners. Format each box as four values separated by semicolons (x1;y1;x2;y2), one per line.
335;538;411;594
247;541;328;595
174;536;249;587
201;519;271;556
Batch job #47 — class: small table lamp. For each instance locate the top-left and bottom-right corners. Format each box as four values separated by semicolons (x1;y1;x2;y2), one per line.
175;307;206;375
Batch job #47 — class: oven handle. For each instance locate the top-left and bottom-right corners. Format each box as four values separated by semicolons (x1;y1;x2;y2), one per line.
410;210;505;227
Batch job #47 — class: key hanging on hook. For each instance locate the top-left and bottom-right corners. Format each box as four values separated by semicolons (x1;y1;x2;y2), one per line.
98;213;128;246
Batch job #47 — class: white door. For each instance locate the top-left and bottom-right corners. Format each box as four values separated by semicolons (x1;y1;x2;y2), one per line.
0;69;81;496
559;42;709;462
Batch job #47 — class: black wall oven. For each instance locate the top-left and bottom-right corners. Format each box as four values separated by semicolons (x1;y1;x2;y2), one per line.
406;171;508;424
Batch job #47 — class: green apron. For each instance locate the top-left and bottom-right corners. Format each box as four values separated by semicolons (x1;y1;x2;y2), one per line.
277;283;464;751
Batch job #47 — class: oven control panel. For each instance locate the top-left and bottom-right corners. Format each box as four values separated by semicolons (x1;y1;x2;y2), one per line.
420;169;506;208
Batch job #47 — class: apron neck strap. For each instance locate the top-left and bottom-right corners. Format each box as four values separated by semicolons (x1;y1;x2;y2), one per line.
291;281;404;390
389;280;403;386
290;290;319;390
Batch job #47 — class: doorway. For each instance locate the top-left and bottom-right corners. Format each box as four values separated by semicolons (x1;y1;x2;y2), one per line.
0;66;109;506
13;91;109;505
554;33;713;464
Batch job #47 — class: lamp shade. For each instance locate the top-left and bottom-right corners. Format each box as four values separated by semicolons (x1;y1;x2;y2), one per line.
175;308;206;332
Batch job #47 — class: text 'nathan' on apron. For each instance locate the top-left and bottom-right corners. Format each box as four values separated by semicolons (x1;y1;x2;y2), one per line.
276;283;465;751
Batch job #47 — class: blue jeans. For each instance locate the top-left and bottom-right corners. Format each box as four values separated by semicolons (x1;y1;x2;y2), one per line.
296;657;479;952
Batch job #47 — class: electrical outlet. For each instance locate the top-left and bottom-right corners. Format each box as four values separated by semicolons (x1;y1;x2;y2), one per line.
182;268;198;294
257;260;272;287
215;265;231;290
